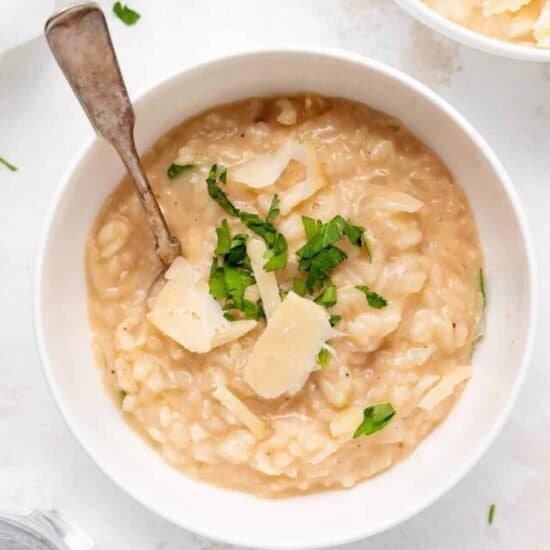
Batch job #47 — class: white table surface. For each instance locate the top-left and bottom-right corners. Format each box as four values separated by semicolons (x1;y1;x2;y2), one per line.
1;1;549;548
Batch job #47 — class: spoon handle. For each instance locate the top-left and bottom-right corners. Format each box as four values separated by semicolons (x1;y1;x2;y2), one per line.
45;3;181;266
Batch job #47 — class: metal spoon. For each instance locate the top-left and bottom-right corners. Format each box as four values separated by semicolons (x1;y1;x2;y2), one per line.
45;3;181;267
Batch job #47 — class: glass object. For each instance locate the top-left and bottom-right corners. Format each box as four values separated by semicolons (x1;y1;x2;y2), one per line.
0;510;95;550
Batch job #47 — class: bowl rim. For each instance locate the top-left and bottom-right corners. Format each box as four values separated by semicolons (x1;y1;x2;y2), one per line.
394;0;550;62
33;45;538;549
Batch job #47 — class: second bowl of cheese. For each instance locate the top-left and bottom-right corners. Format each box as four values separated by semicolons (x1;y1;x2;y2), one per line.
395;0;550;61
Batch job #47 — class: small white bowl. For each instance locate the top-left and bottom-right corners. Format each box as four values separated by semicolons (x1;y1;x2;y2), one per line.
34;47;536;549
394;0;550;62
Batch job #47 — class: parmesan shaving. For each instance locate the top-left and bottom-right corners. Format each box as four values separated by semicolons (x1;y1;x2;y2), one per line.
417;366;472;410
244;291;333;399
212;384;266;437
246;238;281;319
148;257;256;353
231;140;327;215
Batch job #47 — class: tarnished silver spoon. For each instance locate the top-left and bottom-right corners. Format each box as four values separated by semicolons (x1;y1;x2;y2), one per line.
45;3;181;267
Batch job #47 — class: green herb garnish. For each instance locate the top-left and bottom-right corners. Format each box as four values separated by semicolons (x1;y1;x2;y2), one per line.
266;194;280;223
208;260;228;300
112;2;140;25
223;266;255;307
206;165;288;271
479;268;486;308
353;403;395;438
209;220;262;321
317;347;330;367
329;314;342;327
292;278;307;297
214;220;232;255
263;232;288;272
241;299;264;321
0;156;17;171
297;215;366;291
300;246;347;291
356;285;387;309
315;285;337;307
488;504;495;525
334;215;364;246
167;163;195;180
207;164;240;216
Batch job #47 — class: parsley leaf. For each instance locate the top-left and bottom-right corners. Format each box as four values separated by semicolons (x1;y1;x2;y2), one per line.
209;221;263;320
239;211;277;246
263;232;288;272
223;266;255;308
209;260;227;300
302;216;322;241
356;285;387;309
292;278;307;297
219;167;227;184
206;165;288;271
297;217;342;260
334;215;364;246
207;164;240;216
226;234;249;268
315;285;337;307
488;504;495;525
266;194;281;223
215;220;231;255
241;299;264;321
479;268;486;308
112;2;140;25
317;347;330;368
167;163;195;180
305;246;347;291
297;215;366;291
0;156;17;172
353;403;395;438
329;314;342;327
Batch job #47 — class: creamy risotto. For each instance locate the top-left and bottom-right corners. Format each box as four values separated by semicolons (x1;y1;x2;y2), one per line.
86;95;485;497
424;0;550;47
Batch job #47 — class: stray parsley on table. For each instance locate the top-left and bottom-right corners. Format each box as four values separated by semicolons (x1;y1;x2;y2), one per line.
112;2;140;25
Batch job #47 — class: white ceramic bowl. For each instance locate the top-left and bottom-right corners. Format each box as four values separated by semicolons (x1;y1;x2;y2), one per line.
35;47;536;549
394;0;550;62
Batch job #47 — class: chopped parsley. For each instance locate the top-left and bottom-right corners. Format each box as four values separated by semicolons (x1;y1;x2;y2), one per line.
315;285;337;307
207;164;239;216
299;246;347;292
263;232;288;272
206;164;288;271
112;2;140;25
488;504;495;525
292;278;307;297
266;194;280;223
0;156;17;171
479;268;486;308
297;215;366;291
329;314;342;327
214;220;231;255
356;285;387;309
167;163;195;180
317;347;330;367
353;403;395;438
209;220;262;320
